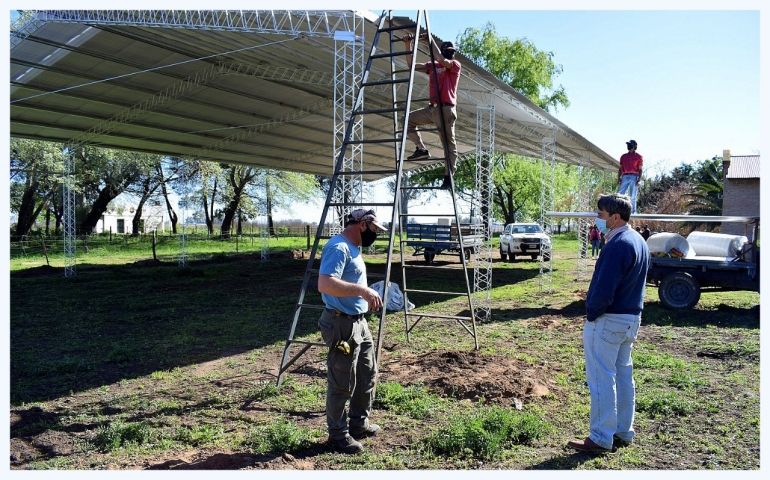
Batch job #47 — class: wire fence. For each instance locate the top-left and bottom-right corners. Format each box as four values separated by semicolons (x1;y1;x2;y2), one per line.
9;225;329;263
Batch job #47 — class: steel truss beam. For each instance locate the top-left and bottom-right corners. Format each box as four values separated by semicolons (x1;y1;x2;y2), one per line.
27;10;362;38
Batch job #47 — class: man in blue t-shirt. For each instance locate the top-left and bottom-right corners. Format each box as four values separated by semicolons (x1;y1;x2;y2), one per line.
568;193;650;454
317;208;386;454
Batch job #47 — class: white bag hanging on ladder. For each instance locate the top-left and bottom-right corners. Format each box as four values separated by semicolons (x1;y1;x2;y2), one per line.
369;280;415;313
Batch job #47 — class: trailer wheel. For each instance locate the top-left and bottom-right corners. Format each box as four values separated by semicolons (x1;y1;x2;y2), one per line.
500;247;508;261
424;253;435;264
659;272;701;309
463;248;472;261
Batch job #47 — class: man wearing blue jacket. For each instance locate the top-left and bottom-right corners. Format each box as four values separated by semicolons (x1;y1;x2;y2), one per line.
568;193;650;453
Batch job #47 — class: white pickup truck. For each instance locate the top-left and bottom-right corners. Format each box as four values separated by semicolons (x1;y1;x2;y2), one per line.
499;222;551;261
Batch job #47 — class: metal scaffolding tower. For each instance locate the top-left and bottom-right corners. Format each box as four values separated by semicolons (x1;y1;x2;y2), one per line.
539;132;556;294
331;25;366;233
576;154;592;280
472;105;495;321
63;152;76;277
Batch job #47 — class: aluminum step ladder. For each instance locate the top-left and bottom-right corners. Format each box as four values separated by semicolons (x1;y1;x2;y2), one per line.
277;10;478;386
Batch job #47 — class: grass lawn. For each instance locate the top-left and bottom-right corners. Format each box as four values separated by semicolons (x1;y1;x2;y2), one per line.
9;233;760;470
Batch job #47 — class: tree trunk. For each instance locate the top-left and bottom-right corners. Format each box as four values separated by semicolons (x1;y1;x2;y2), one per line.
132;177;160;235
79;184;122;234
45;208;51;235
15;179;41;236
153;164;177;234
220;199;237;238
203;177;217;235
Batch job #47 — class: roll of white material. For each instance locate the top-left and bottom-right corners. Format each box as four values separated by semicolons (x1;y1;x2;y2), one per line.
686;231;748;257
646;232;695;258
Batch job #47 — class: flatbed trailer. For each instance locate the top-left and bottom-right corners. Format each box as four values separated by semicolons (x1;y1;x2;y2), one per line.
646;250;759;309
404;223;484;264
546;212;760;309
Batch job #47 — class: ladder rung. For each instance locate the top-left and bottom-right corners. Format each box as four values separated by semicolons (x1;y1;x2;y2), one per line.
345;138;401;145
402;264;465;270
402;239;459;245
361;78;410;87
377;23;417;34
355;106;407;115
288;340;326;347
338;169;398;176
405;312;475;321
297;303;326;310
400;185;449;191
400;212;457;217
406;288;468;297
370;50;412;59
328;202;395;207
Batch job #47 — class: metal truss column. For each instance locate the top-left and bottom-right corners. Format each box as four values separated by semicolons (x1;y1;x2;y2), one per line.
63;152;76;277
576;154;592;281
331;25;365;233
176;177;190;267
539;133;556;294
260;217;269;261
473;105;495;322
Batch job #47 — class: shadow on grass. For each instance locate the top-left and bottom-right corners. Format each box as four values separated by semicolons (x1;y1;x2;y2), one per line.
10;254;321;404
642;302;759;329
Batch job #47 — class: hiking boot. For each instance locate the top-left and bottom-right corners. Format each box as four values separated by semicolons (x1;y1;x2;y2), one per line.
350;423;380;440
407;148;430;160
329;434;363;454
439;175;451;190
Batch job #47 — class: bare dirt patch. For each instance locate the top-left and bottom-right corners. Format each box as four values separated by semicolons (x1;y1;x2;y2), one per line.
379;350;561;406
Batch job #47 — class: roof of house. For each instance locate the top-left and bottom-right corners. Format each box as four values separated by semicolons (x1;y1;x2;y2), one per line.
10;10;619;182
726;155;760;179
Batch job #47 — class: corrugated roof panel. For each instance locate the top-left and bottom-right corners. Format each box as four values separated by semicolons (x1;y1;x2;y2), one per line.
726;155;760;179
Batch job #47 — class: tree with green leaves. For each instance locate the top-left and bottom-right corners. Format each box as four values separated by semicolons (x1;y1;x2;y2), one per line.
458;22;570;112
10;138;65;237
75;147;158;234
682;157;723;231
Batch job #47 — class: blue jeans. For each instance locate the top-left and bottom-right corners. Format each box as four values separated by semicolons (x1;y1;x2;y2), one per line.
591;240;600;257
617;174;639;213
583;312;641;449
318;310;377;440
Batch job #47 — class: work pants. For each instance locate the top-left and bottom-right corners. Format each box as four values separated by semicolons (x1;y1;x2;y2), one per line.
318;309;377;441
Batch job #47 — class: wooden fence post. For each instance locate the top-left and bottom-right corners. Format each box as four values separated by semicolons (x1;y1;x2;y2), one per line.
40;233;50;266
306;225;311;249
152;230;157;260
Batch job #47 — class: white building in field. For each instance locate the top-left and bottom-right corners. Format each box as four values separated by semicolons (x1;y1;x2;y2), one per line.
94;202;166;234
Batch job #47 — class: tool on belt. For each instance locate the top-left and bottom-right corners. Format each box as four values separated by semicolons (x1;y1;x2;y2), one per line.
335;340;351;355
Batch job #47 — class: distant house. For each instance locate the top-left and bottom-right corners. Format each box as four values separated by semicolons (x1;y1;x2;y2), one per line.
95;202;166;234
721;149;759;237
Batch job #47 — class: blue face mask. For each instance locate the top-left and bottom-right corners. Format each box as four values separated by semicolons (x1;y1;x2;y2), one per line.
595;218;610;235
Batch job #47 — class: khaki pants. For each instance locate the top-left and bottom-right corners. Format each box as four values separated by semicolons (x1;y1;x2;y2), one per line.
406;105;458;175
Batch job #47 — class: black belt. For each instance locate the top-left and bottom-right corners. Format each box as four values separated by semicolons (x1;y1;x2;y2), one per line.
325;308;364;319
430;103;454;107
621;172;638;176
